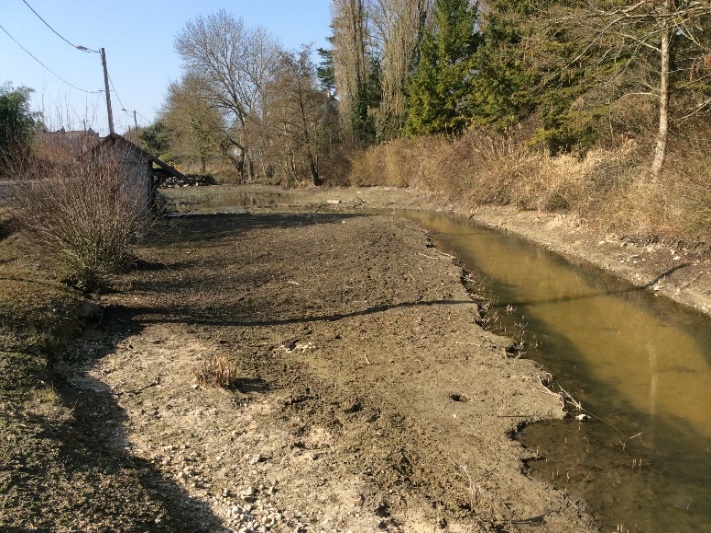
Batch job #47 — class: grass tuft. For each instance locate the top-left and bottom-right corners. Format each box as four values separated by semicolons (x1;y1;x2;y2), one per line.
193;356;240;389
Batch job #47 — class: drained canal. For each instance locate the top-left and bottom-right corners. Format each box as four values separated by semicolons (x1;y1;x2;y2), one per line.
406;211;711;533
163;185;710;531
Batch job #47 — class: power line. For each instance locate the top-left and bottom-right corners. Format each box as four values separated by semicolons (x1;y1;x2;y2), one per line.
107;73;127;114
107;73;146;130
0;23;101;94
21;0;99;53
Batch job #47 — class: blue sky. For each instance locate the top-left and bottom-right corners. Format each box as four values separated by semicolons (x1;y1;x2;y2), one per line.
0;0;332;135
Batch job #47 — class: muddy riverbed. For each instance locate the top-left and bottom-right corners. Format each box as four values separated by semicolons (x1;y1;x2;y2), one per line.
158;185;711;532
4;184;709;531
61;209;592;532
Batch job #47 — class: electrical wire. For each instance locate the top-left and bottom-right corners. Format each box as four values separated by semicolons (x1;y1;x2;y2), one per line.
18;1;148;130
21;0;99;53
107;73;127;113
108;75;143;131
0;23;101;94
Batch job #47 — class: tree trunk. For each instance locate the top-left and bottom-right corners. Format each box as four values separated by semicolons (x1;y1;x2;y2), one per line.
238;151;246;183
309;157;322;186
652;4;670;178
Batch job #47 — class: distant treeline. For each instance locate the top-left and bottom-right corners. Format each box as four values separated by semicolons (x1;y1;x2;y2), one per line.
135;1;710;188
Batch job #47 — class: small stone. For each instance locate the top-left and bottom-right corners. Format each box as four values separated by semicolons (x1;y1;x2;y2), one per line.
249;454;263;465
241;487;258;502
284;510;296;521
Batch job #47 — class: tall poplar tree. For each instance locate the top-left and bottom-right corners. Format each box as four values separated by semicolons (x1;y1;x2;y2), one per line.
371;0;431;139
331;0;380;142
405;0;479;136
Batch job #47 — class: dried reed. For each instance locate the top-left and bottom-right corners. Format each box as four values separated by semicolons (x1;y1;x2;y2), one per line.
193;356;240;389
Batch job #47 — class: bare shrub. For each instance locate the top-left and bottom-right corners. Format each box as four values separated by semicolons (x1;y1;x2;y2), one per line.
320;143;353;186
347;144;390;186
193;356;240;389
346;137;447;188
12;153;149;291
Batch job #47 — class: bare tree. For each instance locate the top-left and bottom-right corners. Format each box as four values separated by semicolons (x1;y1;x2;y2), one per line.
160;75;228;173
174;10;282;179
263;47;336;185
582;0;711;176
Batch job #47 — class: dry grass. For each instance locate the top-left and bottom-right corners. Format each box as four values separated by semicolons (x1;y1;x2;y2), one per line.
193;356;240;389
346;129;710;245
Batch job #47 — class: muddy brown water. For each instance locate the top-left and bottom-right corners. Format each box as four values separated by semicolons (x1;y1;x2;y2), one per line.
405;211;711;533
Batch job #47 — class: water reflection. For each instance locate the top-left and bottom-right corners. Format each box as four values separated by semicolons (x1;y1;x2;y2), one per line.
406;211;711;533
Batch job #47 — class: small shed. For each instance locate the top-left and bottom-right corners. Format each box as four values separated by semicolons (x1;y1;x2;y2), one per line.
88;133;187;211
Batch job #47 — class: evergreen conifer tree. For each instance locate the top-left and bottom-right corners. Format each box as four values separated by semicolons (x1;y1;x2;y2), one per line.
405;0;479;136
469;1;601;153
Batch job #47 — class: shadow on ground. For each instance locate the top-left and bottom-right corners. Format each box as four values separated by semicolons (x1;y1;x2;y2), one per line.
0;305;225;532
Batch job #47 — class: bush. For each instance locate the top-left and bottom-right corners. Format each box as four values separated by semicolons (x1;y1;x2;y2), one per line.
12;154;149;291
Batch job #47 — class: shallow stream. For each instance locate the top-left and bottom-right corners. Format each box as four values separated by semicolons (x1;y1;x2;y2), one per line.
406;211;711;533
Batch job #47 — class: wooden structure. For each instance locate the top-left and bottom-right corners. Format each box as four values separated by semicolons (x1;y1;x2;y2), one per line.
87;133;187;211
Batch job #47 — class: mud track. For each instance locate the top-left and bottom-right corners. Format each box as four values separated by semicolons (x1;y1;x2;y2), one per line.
62;210;597;532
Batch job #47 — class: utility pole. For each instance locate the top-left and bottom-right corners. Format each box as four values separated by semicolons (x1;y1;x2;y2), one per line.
122;108;139;132
100;47;115;135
